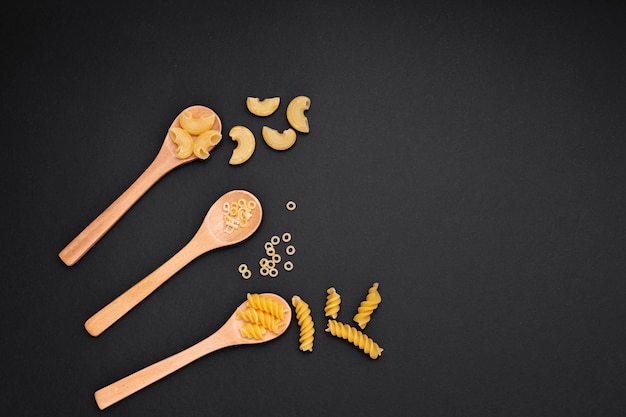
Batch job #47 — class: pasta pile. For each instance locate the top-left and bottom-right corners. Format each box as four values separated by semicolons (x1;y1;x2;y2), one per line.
323;282;383;359
169;110;222;160
237;293;288;339
223;197;257;234
292;295;315;352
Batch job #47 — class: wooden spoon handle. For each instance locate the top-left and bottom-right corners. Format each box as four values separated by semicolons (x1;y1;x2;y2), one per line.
58;148;179;266
84;238;206;336
94;332;224;410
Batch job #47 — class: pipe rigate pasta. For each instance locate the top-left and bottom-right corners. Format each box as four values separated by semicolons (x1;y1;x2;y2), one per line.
247;293;286;320
353;282;381;329
292;296;315;352
324;287;341;319
325;320;383;359
239;322;266;339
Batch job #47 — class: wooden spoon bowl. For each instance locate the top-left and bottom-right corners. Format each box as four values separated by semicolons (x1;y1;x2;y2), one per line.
59;105;222;266
84;189;262;337
94;293;291;410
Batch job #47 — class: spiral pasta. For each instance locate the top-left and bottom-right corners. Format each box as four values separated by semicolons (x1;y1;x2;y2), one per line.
353;282;381;329
247;293;286;320
291;295;315;352
239;322;266;339
324;287;341;319
325;320;383;359
237;307;282;334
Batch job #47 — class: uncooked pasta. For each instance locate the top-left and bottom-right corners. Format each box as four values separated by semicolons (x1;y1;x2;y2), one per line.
325;320;383;359
247;293;286;320
239;322;266;339
324;287;341;319
291;295;314;352
237;307;282;333
353;282;381;329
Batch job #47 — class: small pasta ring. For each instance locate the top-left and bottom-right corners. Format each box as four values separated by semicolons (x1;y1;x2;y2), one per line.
242;269;252;279
269;268;279;278
283;261;293;271
282;232;291;242
272;253;281;263
286;201;296;211
238;264;248;273
264;242;273;251
285;245;296;255
260;267;269;276
270;235;280;245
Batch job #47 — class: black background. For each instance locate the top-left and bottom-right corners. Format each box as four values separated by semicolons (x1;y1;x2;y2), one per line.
2;1;625;416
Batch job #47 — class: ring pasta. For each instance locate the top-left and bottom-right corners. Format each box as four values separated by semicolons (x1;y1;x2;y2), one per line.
283;261;293;271
282;232;291;242
292;295;315;352
285;245;296;255
325;320;383;359
353;282;382;329
324;287;341;319
286;201;296;211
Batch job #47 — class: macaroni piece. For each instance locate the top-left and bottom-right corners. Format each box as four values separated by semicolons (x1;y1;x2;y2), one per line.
324;287;341;319
179;111;216;135
325;320;383;359
237;307;282;333
285;245;296;255
292;295;315;352
228;125;256;165
353;282;382;329
262;126;297;151
247;293;285;320
282;232;291;243
168;127;193;159
239;322;266;339
286;201;296;211
193;130;222;159
246;96;280;117
283;260;293;271
286;96;311;133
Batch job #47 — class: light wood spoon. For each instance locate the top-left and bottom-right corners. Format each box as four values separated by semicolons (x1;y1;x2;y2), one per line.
84;189;262;337
58;105;222;266
94;293;292;410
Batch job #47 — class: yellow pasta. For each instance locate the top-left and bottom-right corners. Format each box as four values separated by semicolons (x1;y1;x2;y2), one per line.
239;322;266;339
325;320;383;359
291;295;315;352
353;282;381;329
286;95;311;133
179;110;216;135
168;127;194;159
193;129;222;159
324;287;341;319
237;307;282;333
247;293;285;320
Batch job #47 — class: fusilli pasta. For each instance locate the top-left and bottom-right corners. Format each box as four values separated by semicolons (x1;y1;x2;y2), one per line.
237;307;282;333
239;322;266;339
292;295;315;352
324;287;341;319
247;293;286;320
325;320;383;359
353;282;381;329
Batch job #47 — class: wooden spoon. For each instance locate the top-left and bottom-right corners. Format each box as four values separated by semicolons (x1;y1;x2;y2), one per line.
58;105;222;266
94;293;291;410
84;189;262;337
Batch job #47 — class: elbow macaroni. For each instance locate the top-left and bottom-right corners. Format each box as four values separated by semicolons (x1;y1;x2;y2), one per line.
228;125;256;165
168;127;194;159
261;126;297;151
246;97;280;117
353;282;381;329
179;111;216;135
193;130;222;159
286;96;310;133
292;295;315;352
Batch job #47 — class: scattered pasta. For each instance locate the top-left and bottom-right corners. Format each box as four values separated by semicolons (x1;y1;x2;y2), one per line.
223;197;257;234
292;295;315;352
325;320;383;359
324;287;341;319
353;282;381;329
282;232;291;242
286;201;296;211
285;245;296;255
283;260;293;271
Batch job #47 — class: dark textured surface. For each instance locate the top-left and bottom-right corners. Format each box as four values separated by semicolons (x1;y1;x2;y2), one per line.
2;1;625;415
